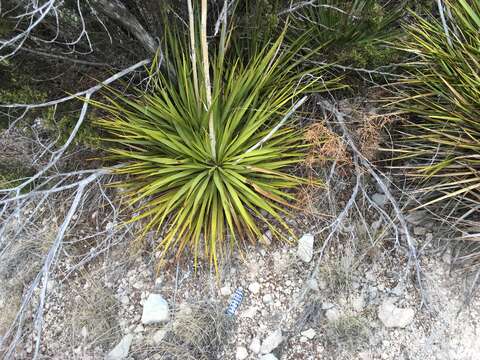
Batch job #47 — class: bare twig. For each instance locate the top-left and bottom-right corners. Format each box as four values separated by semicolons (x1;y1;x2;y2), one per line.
187;0;200;102
437;0;452;47
200;0;216;161
0;59;150;109
318;99;427;305
279;1;356;17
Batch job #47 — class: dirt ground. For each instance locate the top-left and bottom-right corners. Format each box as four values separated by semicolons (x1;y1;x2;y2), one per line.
4;203;478;360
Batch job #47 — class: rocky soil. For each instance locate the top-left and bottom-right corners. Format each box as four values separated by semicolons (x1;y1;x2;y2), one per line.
6;211;479;360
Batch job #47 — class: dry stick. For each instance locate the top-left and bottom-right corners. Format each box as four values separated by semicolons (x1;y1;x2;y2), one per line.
316;152;361;256
0;60;150;357
32;173;99;359
280;147;362;329
214;0;230;36
437;0;452;47
92;0;158;54
0;60;149;193
318;100;427;305
0;43;109;67
200;0;216;161
0;59;149;194
310;60;407;79
187;0;200;102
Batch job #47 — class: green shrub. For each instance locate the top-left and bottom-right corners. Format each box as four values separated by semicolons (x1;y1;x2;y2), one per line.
392;1;480;216
0;60;101;146
93;16;341;268
0;60;48;129
288;0;404;67
0;160;35;189
43;111;102;148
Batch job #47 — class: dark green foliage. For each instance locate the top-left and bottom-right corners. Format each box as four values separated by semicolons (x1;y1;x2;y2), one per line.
43;111;102;148
288;0;405;69
230;0;286;58
0;59;101;147
0;160;35;189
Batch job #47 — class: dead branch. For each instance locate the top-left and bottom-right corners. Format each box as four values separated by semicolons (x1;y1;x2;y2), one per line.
318;99;427;305
90;0;158;54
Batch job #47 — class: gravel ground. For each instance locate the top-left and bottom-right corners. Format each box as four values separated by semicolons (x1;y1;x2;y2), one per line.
10;218;478;360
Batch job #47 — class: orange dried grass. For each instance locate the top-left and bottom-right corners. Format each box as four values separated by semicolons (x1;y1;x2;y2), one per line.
356;112;393;161
304;121;351;167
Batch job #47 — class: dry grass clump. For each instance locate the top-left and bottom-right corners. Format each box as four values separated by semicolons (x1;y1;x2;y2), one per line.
297;119;351;214
356;112;393;161
140;302;231;360
325;314;369;350
304;121;351;167
63;274;120;350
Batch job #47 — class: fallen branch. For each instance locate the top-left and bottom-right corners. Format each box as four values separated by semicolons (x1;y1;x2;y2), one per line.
318;99;427;305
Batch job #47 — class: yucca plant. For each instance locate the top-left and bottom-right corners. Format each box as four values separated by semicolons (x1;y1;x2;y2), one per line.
391;0;480;214
93;2;341;269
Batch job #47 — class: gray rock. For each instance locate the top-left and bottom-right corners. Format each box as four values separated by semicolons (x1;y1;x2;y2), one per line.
414;226;426;236
372;193;387;207
378;299;414;328
235;346;248;360
262;294;274;305
261;329;283;354
220;286;232;296
406;211;427;225
297;233;314;263
390;283;404;297
141;294;170;325
248;282;261;294
301;328;316;339
306;278;319;292
249;337;261;353
321;302;335;310
260;354;278;360
368;286;378;301
325;308;341;322
106;334;133;360
371;219;382;231
152;329;167;344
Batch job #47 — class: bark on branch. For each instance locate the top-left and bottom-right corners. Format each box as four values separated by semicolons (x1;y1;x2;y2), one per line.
91;0;158;54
